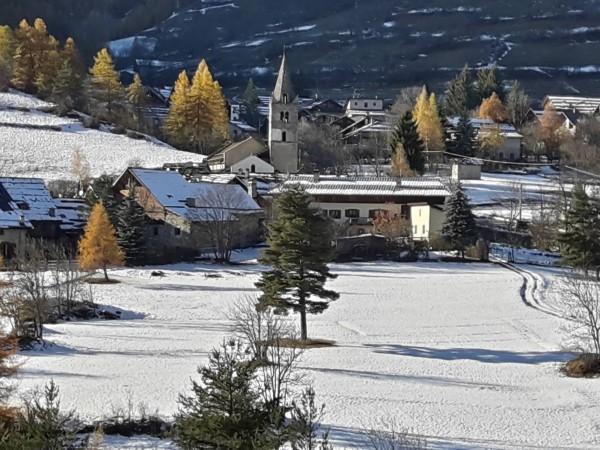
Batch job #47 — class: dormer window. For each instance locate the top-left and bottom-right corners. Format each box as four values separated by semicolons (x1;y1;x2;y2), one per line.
16;201;29;210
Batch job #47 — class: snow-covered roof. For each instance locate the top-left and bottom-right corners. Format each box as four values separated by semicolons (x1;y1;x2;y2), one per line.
129;169;261;222
0;177;87;231
544;95;600;114
272;175;450;198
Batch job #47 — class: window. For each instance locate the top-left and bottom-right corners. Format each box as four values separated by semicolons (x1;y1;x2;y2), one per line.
368;209;384;219
422;225;426;234
282;131;287;142
280;111;285;121
153;227;159;236
250;164;256;173
174;228;181;236
364;102;368;108
499;151;504;160
328;209;341;219
414;225;417;234
283;94;288;104
284;111;290;122
345;209;360;218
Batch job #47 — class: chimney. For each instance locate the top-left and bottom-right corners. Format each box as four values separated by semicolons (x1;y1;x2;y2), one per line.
19;214;25;226
248;179;258;199
313;170;320;183
48;207;56;218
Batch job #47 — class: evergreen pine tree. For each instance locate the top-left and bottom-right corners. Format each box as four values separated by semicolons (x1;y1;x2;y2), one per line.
87;48;125;120
506;81;529;129
31;19;61;97
164;69;191;149
50;60;76;114
126;73;146;130
116;185;146;267
56;37;84;107
256;189;339;341
78;202;124;281
242;78;260;126
560;184;600;277
175;341;276;449
476;65;503;104
445;64;475;117
442;184;477;259
389;112;426;175
86;174;119;223
450;114;477;157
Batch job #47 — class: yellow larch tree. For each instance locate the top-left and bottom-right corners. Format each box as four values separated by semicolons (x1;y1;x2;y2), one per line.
164;69;191;148
31;18;61;96
88;48;124;119
479;92;508;123
0;25;15;91
127;73;146;130
11;19;35;92
207;78;230;142
390;142;415;177
187;59;213;153
78;202;124;281
413;87;444;153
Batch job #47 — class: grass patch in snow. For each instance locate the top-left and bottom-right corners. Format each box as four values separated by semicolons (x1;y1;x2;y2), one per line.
562;354;600;378
85;278;122;285
266;338;336;349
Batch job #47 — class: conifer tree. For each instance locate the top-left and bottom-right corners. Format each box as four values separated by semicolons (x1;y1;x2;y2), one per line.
54;37;84;107
445;64;475;117
208;78;230;143
0;26;15;91
506;81;529;129
256;189;339;341
116;185;146;267
476;65;503;104
50;60;77;114
450;115;477;157
78;202;124;281
479;92;508;123
390;142;414;177
389;111;425;175
242;78;260;126
187;60;212;153
442;184;477;259
87;48;124;120
175;341;275;449
560;184;600;278
31;19;61;97
164;70;191;148
413;87;444;154
11;20;35;92
126;73;146;130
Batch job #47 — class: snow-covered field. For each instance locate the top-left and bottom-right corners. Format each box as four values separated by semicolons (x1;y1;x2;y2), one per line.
0;91;204;181
14;251;600;449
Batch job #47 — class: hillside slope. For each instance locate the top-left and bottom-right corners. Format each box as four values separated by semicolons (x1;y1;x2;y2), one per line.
109;0;600;98
0;91;203;182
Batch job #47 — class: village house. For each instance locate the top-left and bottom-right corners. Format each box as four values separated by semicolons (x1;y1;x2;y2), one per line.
448;117;523;161
0;178;87;260
271;174;449;241
206;136;274;174
527;95;600;135
113;168;264;264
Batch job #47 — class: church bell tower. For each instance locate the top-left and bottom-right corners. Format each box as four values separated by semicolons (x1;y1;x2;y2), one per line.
268;52;299;173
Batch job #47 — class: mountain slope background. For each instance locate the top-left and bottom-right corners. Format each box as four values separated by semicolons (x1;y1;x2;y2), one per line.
3;0;600;99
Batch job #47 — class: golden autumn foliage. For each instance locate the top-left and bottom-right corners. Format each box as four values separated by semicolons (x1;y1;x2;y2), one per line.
88;48;124;118
164;59;229;153
78;203;124;281
390;142;414;177
413;86;444;153
479;92;509;123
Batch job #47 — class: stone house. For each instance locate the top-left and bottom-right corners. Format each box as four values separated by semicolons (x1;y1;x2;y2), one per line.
0;178;87;259
113;168;264;263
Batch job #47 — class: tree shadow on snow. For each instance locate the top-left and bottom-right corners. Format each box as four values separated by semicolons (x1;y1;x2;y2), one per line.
138;283;258;293
365;344;573;365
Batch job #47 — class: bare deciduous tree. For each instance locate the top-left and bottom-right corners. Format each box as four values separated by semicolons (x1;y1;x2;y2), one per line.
559;272;600;355
363;418;428;450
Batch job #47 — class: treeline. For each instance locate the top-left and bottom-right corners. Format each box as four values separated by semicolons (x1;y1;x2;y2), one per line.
0;17;231;154
0;0;191;60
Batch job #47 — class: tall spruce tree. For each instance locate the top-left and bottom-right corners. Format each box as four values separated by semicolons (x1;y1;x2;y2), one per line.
116;186;146;267
50;60;77;114
256;189;339;341
242;77;260;126
390;111;426;175
175;341;276;449
560;184;600;277
442;184;477;259
86;174;119;223
445;64;475;117
476;65;504;104
450;114;477;157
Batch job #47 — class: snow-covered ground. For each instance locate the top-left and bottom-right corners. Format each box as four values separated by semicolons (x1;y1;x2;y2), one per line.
14;251;600;449
0;91;204;181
